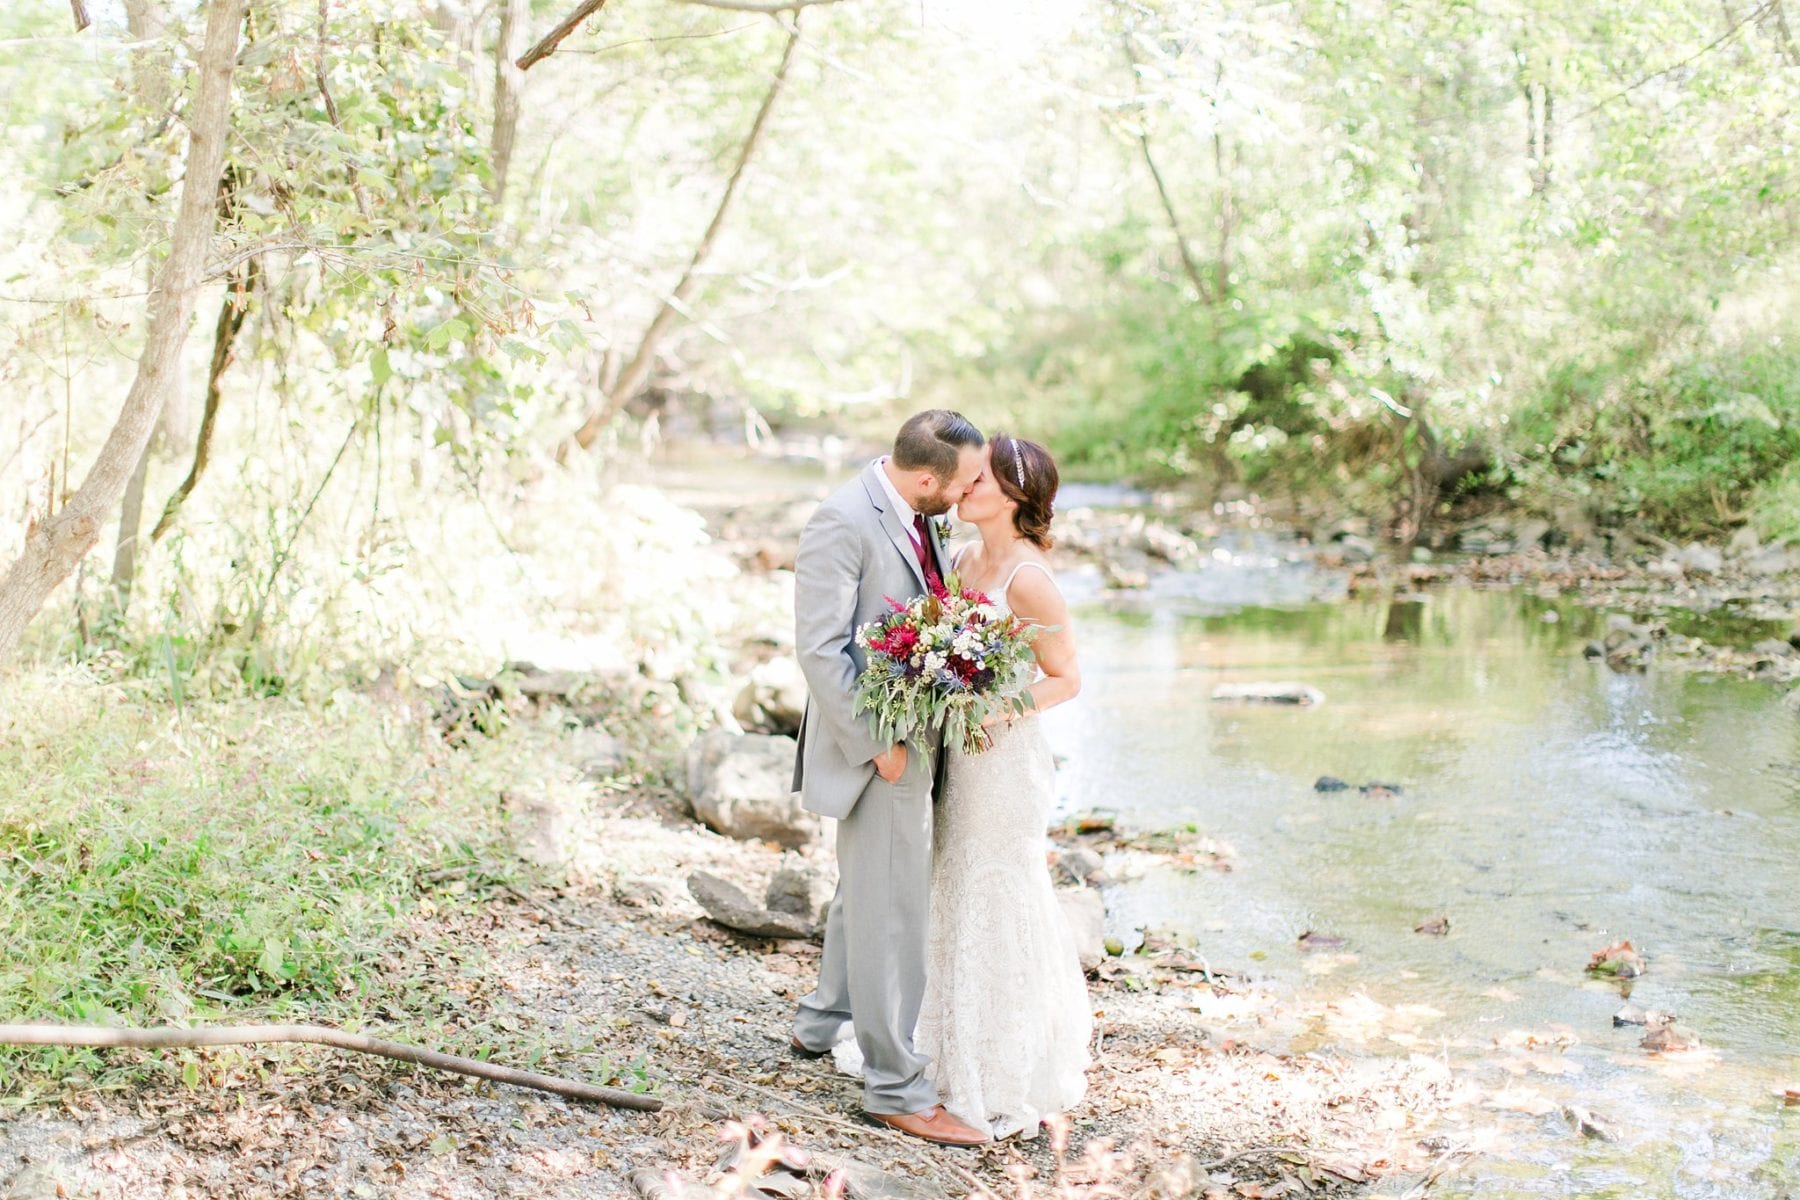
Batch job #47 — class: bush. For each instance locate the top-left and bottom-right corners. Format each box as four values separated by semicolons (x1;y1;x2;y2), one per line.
1512;343;1800;537
0;673;521;1095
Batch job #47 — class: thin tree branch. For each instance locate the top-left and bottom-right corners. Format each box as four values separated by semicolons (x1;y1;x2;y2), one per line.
560;15;806;455
241;417;357;655
0;1024;662;1112
517;0;609;71
70;1;91;32
1565;0;1774;123
674;0;844;12
1121;35;1214;304
1136;133;1211;303
316;0;371;219
150;259;259;544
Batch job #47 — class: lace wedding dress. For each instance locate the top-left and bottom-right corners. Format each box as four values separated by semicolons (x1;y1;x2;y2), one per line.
915;560;1092;1139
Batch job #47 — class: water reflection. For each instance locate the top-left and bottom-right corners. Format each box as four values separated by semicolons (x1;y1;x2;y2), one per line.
1043;582;1800;1198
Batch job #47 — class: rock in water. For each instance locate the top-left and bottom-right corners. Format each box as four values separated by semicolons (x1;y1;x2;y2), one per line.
1613;1004;1676;1028
1211;681;1326;706
1052;846;1107;887
1298;929;1346;951
687;872;816;940
1314;775;1351;792
1641;1024;1700;1053
1586;940;1647;978
1056;886;1107;972
1414;915;1450;936
1678;542;1724;574
1563;1105;1617;1141
685;731;816;848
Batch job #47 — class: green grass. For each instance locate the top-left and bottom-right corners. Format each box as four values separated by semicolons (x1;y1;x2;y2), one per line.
0;674;531;1097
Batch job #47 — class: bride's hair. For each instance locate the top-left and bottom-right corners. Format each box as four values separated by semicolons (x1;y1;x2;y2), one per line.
991;434;1058;550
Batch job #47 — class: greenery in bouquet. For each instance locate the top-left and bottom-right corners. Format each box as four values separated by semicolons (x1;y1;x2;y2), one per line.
851;574;1047;767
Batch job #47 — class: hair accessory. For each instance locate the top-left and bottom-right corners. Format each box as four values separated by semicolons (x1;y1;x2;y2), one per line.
1010;438;1026;488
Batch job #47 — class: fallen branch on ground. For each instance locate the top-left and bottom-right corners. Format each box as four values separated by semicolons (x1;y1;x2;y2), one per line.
0;1024;663;1112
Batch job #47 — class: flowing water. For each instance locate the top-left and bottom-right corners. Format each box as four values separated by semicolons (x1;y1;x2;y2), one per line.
655;450;1800;1195
1043;537;1800;1198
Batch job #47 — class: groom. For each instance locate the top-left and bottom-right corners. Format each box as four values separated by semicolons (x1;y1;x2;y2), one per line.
789;409;989;1147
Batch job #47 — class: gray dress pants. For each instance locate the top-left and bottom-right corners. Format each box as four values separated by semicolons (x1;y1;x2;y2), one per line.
793;744;938;1115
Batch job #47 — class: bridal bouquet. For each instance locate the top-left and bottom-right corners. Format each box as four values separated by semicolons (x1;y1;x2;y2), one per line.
852;574;1044;765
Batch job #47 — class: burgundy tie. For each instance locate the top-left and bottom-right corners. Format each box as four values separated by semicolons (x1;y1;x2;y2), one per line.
911;512;943;592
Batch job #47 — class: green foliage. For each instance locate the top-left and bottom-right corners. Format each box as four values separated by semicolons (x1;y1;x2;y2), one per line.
0;682;520;1094
1512;340;1800;536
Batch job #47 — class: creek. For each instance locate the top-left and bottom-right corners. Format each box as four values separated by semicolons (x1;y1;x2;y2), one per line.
654;450;1800;1197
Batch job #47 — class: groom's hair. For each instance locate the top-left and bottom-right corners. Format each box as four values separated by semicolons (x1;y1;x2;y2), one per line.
892;409;983;478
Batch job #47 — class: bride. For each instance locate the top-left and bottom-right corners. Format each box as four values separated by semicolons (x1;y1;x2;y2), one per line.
918;433;1092;1140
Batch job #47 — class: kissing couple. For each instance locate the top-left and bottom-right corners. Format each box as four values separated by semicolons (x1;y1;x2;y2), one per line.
788;409;1092;1145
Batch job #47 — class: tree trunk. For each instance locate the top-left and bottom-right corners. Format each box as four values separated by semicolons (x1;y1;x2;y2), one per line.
121;0;172;112
1213;126;1234;301
150;259;258;545
560;16;804;457
106;0;174;616
1537;84;1553;195
491;0;529;202
1773;1;1800;65
110;444;152;613
0;0;246;668
430;0;480;73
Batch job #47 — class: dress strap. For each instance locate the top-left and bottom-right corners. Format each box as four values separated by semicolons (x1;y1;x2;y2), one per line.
999;559;1055;594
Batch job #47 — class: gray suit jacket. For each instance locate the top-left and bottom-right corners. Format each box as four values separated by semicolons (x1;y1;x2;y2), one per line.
791;462;947;820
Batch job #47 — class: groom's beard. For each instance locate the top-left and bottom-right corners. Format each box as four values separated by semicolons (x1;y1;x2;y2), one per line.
915;489;957;518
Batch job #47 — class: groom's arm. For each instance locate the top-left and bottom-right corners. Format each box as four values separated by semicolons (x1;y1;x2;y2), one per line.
794;503;887;768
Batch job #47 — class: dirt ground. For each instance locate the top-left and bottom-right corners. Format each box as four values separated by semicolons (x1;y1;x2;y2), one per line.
0;720;1484;1200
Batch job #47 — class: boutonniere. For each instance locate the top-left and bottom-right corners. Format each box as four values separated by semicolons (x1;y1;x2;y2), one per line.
932;516;954;543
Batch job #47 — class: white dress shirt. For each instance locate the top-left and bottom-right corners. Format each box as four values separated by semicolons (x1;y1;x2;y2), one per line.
873;456;919;526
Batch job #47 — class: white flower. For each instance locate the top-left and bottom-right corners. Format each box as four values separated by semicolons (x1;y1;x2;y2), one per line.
924;651;946;672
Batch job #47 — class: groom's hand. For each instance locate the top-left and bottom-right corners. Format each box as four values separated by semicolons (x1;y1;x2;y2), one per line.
872;743;907;783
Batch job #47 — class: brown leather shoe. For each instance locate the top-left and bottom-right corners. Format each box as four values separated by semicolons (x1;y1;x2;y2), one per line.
867;1105;991;1147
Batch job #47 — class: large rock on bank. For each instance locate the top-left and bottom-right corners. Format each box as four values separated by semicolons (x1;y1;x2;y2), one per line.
687;872;816;940
685;730;817;848
1056;886;1107;973
732;657;808;736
